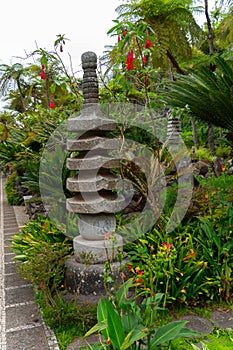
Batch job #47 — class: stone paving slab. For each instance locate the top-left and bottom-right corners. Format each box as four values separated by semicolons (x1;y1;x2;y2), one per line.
5;286;35;305
0;175;60;350
6;303;41;329
6;326;50;350
5;273;30;288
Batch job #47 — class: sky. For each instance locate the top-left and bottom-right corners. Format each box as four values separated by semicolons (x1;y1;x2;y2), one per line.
0;0;215;74
0;0;121;74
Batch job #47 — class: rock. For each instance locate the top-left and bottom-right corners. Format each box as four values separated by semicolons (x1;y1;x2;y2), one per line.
211;309;233;329
228;166;233;175
66;334;103;350
193;161;210;176
178;315;213;335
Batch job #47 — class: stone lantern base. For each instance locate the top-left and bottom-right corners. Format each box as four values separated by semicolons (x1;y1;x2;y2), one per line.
65;256;128;295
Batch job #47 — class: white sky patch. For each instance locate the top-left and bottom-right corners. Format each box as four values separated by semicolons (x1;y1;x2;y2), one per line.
0;0;121;69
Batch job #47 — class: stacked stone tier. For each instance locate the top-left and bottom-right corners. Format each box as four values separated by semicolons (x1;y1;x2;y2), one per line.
67;171;120;192
67;192;125;214
66;109;125;215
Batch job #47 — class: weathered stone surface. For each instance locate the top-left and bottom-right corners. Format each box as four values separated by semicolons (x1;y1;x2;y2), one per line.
67;173;120;192
67;112;116;132
65;257;125;294
179;315;213;335
73;234;123;263
66;335;104;350
67;135;120;151
211;310;233;329
78;213;116;240
66;193;126;214
67;155;120;170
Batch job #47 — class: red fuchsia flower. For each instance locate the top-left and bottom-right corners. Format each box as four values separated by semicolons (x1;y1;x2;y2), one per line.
118;35;121;43
144;38;152;49
142;55;147;64
221;164;226;171
40;69;46;80
126;61;134;70
49;101;55;108
122;27;127;37
128;265;134;272
104;232;111;239
126;50;135;70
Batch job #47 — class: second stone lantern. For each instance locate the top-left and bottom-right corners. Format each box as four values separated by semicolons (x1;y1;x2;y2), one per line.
66;52;125;273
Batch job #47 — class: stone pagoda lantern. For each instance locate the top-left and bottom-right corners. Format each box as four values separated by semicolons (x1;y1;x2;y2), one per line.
65;52;126;294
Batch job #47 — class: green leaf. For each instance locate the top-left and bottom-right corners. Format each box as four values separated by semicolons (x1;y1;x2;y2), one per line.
104;298;125;349
150;320;187;347
115;278;134;309
174;327;201;339
84;320;107;338
120;326;148;350
97;298;109;340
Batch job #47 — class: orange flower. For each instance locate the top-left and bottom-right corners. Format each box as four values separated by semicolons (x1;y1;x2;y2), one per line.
162;242;174;250
137;278;144;283
221;164;226;171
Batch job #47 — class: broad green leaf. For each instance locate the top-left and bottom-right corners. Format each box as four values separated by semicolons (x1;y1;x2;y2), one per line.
84;320;107;338
104;298;125;349
174;327;201;339
150;320;187;347
115;278;134;308
121;312;142;333
120;326;148;350
97;298;109;340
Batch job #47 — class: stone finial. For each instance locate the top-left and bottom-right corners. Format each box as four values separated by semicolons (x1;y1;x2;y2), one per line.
81;51;99;105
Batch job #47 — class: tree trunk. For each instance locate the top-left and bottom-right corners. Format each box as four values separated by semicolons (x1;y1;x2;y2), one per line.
16;79;26;113
205;0;215;153
191;116;199;149
208;123;215;153
204;0;214;55
166;50;187;75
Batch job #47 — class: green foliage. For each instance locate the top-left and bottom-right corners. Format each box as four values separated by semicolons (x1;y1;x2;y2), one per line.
84;279;199;349
124;192;233;305
164;56;233;132
11;216;73;294
215;145;232;158
35;291;97;350
4;172;23;205
195;147;214;161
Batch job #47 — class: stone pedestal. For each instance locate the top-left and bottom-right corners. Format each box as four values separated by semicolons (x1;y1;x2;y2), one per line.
65;257;125;295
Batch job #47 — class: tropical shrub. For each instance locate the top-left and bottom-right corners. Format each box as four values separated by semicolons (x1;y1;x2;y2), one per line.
4;171;23;205
11;215;73;296
84;279;199;349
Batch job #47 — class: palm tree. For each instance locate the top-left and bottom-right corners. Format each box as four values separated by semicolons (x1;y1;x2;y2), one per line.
0;63;28;112
163;56;233;132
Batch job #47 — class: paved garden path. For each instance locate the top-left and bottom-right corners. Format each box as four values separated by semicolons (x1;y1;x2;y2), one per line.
0;174;60;350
